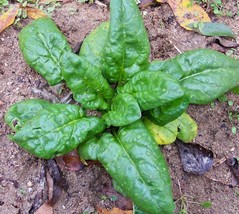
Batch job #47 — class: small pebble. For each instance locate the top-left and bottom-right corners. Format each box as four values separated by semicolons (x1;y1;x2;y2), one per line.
27;181;33;187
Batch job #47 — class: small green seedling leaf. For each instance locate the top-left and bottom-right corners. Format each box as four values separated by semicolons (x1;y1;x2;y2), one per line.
200;201;213;209
231;126;237;134
228;100;234;106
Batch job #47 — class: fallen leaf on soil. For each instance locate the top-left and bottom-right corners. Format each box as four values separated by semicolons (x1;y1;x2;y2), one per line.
55;150;85;171
46;159;68;206
188;22;235;38
97;207;132;214
0;6;20;34
39;0;71;4
34;203;53;214
29;162;47;214
26;7;48;19
214;37;239;48
225;158;239;185
176;139;213;175
157;0;211;30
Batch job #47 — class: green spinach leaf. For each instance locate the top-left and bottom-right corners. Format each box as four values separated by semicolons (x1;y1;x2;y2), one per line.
80;22;109;70
62;52;114;110
79;120;175;214
8;103;105;159
103;93;141;127
4;99;52;131
118;71;184;110
147;96;189;126
103;0;150;84
19;18;72;86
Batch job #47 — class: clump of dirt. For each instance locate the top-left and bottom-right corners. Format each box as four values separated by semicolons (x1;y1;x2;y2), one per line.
0;1;239;214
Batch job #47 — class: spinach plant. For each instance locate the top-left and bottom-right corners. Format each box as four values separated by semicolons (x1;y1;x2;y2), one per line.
5;0;239;213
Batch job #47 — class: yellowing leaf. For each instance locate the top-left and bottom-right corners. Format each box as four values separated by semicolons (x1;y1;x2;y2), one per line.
144;118;178;145
144;113;197;145
97;207;133;214
177;113;197;143
157;0;211;30
0;6;20;34
26;7;48;19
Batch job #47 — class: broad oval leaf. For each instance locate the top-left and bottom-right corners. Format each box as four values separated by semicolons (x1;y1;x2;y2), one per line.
79;120;175;214
103;93;141;127
181;68;239;104
19;18;72;86
61;52;114;110
147;96;189;126
118;71;184;110
148;49;239;104
148;49;239;80
4;99;51;131
103;0;150;84
79;21;109;70
9;103;105;159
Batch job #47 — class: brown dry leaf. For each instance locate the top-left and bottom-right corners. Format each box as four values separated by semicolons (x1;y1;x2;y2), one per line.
0;5;20;34
34;203;53;214
97;207;133;214
26;7;48;19
157;0;211;30
55;150;85;171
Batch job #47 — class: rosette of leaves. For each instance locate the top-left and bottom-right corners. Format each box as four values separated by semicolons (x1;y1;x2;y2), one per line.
4;0;239;213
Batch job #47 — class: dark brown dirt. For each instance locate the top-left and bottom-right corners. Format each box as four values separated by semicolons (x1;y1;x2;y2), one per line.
0;1;239;214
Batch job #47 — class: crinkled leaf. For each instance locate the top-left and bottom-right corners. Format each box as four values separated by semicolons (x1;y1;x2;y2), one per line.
148;49;239;80
4;99;52;131
177;113;197;143
103;0;150;84
61;52;114;110
143;117;178;145
118;71;184;110
103;93;141;127
148;49;239;104
188;22;235;38
176;139;213;175
181;68;239;104
19;18;72;86
9;103;105;159
79;120;175;214
79;22;109;70
147;96;189;126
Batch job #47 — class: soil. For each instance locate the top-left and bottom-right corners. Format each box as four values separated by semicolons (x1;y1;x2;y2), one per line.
0;1;239;214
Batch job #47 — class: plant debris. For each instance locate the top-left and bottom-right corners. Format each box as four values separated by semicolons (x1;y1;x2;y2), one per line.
176;139;213;175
